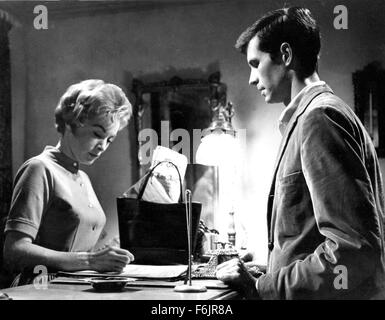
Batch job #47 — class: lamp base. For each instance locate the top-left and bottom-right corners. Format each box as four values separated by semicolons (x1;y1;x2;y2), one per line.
173;284;207;293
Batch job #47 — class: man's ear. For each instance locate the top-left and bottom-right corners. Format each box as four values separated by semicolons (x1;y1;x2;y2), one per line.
280;42;292;66
64;123;75;136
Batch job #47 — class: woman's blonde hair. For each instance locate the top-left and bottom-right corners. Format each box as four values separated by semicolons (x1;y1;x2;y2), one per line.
55;79;132;134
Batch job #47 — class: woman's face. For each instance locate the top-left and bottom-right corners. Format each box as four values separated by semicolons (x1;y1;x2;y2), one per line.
64;115;120;165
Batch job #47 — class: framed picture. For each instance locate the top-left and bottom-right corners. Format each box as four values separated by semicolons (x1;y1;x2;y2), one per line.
353;62;385;157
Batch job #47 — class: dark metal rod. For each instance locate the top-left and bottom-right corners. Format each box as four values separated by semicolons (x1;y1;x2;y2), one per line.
186;189;192;286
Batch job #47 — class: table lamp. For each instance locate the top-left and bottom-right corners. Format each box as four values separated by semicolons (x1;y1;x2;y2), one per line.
196;95;242;245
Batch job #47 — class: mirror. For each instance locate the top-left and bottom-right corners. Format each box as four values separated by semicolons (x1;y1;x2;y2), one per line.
130;72;227;232
131;71;227;178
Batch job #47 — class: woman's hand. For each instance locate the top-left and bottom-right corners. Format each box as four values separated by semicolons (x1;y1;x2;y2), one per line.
88;246;134;273
4;231;135;274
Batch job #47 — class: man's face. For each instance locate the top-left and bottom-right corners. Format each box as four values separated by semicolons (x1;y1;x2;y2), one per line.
246;35;290;104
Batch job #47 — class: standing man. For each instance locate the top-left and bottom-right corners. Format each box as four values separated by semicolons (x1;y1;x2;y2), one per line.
216;7;385;299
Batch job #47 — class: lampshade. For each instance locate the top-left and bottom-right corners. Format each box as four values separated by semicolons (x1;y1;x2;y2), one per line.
196;130;240;167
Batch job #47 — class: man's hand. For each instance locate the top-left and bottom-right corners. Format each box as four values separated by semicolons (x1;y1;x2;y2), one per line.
89;246;135;273
215;257;263;299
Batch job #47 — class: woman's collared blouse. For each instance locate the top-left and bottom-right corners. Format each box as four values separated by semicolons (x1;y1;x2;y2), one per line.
5;146;106;252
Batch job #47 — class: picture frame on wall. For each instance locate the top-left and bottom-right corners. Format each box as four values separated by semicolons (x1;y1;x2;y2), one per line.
353;61;385;157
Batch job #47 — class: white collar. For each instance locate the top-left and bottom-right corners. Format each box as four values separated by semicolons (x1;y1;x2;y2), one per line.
278;81;326;135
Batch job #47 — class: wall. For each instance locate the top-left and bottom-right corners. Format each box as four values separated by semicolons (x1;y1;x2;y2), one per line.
9;0;385;262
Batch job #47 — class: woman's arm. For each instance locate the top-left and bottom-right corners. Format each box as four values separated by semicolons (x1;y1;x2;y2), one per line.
3;231;134;274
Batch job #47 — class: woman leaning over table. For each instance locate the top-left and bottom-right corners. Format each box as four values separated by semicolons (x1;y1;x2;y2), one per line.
3;79;134;286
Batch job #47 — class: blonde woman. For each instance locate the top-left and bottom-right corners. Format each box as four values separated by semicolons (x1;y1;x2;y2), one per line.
3;79;134;286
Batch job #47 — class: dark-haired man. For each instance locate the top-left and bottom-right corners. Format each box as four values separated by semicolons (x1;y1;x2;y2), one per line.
216;7;385;299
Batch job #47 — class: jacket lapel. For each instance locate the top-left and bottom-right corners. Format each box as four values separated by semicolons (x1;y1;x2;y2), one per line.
266;84;334;246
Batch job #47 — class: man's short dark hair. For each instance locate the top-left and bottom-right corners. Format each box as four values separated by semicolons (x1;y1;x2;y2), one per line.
235;7;321;78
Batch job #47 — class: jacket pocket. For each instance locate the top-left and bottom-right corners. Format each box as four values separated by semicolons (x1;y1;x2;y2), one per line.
275;171;308;237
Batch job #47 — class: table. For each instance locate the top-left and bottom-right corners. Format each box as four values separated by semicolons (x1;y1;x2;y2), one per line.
1;279;240;300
